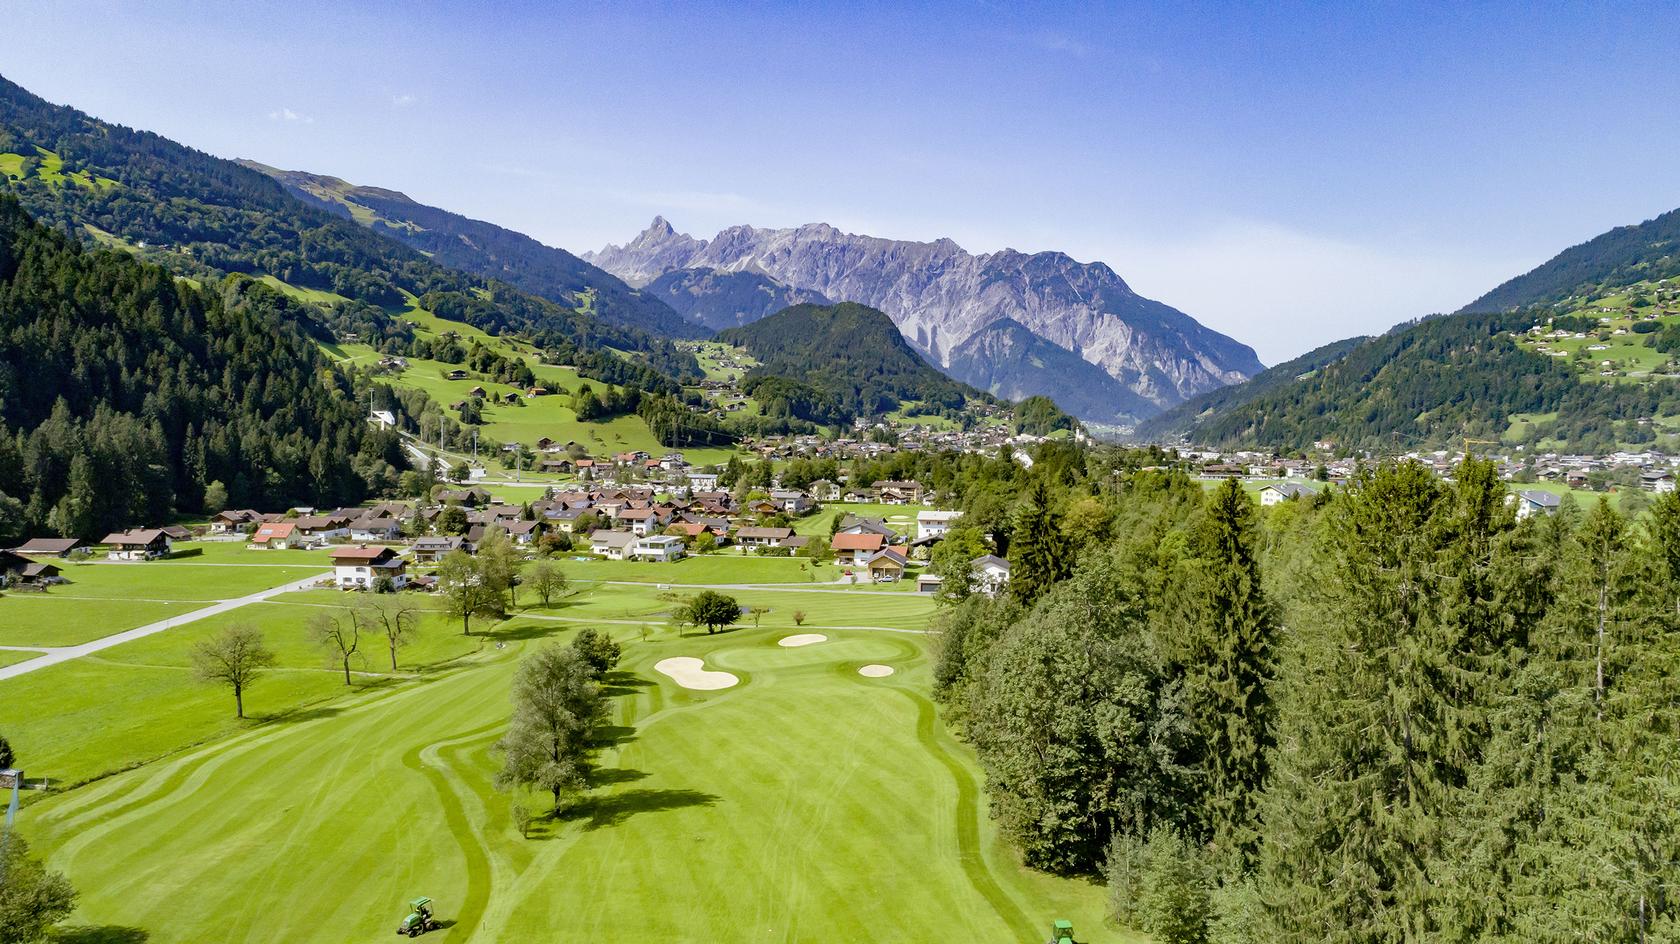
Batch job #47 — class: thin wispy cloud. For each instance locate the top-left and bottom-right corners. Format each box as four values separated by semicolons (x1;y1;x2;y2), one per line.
392;93;416;107
266;107;312;123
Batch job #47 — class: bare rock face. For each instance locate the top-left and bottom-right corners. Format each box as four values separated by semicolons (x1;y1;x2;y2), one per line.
586;219;1263;417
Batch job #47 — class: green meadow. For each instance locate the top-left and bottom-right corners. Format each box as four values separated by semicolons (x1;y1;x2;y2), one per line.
10;563;1115;943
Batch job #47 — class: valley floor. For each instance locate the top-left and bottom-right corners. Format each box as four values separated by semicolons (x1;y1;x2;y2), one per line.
7;546;1117;943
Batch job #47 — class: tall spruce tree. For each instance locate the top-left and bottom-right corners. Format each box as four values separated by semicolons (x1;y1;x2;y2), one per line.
1178;477;1275;867
1008;478;1071;607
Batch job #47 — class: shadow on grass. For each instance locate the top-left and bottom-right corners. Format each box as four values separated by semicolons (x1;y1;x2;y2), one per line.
589;767;649;787
260;705;343;724
600;671;650;698
51;927;150;944
483;623;565;642
569;787;718;830
594;724;639;748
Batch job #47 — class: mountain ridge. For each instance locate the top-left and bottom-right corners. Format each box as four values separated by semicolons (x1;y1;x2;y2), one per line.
587;218;1263;420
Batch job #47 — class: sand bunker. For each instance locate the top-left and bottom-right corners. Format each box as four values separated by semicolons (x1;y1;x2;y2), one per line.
778;633;828;648
858;664;895;678
654;657;739;691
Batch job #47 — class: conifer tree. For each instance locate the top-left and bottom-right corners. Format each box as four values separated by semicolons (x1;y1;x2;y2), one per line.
1008;478;1071;607
1178;478;1274;866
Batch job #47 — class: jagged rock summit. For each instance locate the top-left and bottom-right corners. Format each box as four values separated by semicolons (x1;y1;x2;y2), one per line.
587;218;1262;423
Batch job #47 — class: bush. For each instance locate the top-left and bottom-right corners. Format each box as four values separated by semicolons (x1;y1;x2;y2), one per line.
1136;828;1211;944
372;575;395;593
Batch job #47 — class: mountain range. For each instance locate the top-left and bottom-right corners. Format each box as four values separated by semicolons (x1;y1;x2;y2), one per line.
586;218;1264;425
1138;204;1680;452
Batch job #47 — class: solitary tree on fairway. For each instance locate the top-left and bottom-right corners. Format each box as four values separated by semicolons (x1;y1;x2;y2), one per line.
310;610;363;685
750;606;770;629
0;734;12;769
680;590;740;635
438;550;503;635
570;627;622;676
362;594;422;671
476;526;521;607
792;610;807;627
527;557;568;607
494;644;605;812
191;623;277;718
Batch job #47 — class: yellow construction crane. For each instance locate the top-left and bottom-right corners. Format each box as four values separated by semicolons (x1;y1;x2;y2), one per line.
1463;438;1500;456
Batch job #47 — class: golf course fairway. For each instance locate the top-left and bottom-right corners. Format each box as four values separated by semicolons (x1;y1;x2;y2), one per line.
23;615;1113;942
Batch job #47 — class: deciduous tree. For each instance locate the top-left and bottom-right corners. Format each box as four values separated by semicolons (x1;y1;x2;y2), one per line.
190;623;277;718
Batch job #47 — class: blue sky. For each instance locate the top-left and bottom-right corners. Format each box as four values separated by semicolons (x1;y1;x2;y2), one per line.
5;1;1680;363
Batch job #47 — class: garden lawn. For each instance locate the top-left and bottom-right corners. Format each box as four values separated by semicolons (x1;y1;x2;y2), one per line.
24;618;1118;943
564;554;843;586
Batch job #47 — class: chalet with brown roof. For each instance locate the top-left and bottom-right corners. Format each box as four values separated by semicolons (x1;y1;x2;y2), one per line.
735;526;794;551
102;529;173;561
329;545;408;589
208;509;262;534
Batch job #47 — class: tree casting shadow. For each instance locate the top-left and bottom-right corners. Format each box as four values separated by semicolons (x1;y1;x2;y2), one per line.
568;787;718;830
52;927;150;944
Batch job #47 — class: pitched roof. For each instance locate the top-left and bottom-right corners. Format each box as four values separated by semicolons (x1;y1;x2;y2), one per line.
252;522;296;541
831;532;885;551
736;527;794;540
102;529;168;546
972;554;1010;571
329;545;400;563
14;537;80;555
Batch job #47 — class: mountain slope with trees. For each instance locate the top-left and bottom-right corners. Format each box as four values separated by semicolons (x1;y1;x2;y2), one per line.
1465;204;1680;312
0;73;699;383
1147;201;1680;452
0;195;403;541
242;163;705;340
717;302;988;424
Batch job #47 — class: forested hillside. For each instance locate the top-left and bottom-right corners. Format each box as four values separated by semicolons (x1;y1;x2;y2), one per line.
717;302;986;424
933;452;1680;940
0;73;700;384
1135;334;1369;440
0;196;403;540
1467;204;1680;312
244;163;705;340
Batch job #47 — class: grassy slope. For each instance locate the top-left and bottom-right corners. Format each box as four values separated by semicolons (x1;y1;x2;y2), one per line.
18;590;1114;943
323;295;737;466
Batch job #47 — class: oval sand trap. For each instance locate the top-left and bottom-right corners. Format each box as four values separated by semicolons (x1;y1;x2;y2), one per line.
778;633;828;648
655;657;739;691
858;664;895;678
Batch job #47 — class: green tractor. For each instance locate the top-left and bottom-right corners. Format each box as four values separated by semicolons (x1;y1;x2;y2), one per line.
1047;918;1075;944
396;897;438;937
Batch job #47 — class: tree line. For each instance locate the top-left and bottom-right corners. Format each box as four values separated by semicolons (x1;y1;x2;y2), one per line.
935;458;1680;941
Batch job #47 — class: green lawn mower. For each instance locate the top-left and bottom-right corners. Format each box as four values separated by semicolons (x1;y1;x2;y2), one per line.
1047;918;1075;944
397;897;438;937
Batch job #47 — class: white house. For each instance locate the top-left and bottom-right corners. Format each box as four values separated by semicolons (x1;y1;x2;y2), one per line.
328;545;408;589
1642;470;1677;494
1259;482;1319;507
916;510;962;541
971;554;1010;596
589;529;638;560
632;534;687;563
1513;489;1563;519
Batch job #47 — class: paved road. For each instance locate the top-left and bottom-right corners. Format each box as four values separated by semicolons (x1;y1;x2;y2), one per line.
0;571;332;681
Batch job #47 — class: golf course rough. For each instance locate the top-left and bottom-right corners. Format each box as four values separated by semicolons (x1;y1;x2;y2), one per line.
22;617;1111;942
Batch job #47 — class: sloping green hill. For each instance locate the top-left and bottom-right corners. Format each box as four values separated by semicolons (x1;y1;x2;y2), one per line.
1465;205;1680;312
0;73;698;382
718;302;987;424
0;194;403;541
243;163;706;340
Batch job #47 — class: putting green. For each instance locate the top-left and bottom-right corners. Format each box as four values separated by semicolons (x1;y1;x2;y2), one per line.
24;621;1112;942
